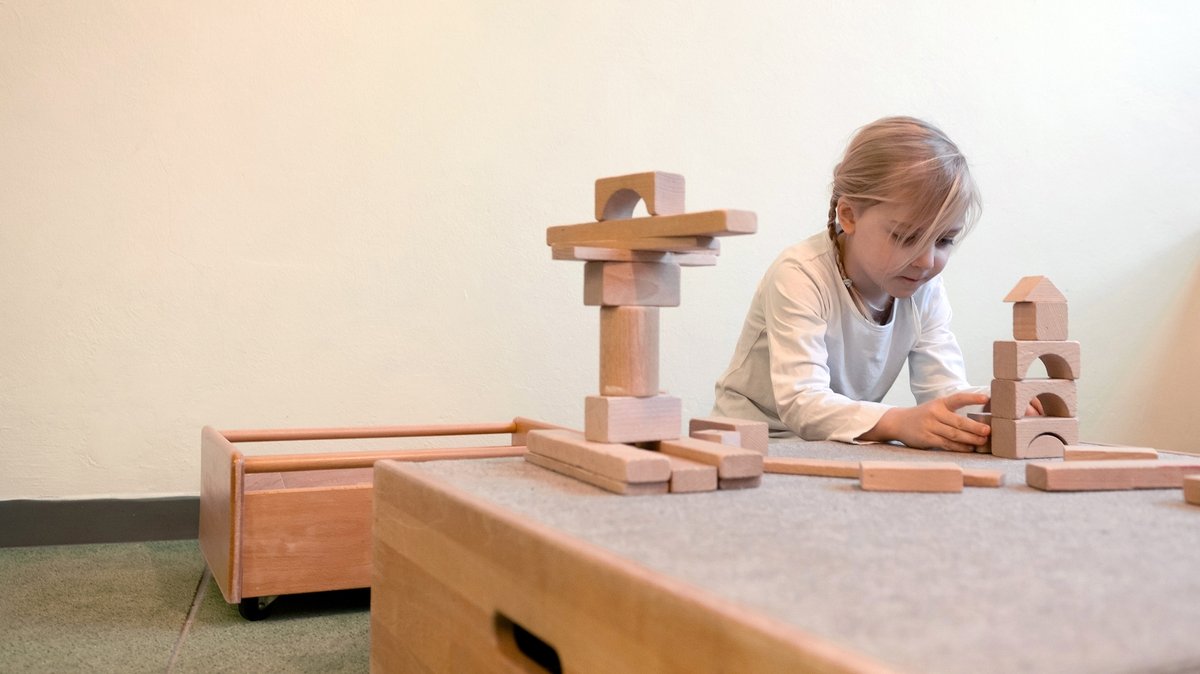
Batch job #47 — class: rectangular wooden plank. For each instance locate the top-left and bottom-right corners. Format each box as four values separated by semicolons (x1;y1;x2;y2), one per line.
526;451;669;496
547;210;756;246
690;429;741;447
1063;445;1159;461
859;462;963;493
563;236;720;254
526;429;671;484
763;457;859;479
651;437;763;479
1026;459;1200;491
551;244;717;267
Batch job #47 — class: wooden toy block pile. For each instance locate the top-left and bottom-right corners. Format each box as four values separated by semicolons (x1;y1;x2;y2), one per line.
972;276;1081;459
526;172;768;495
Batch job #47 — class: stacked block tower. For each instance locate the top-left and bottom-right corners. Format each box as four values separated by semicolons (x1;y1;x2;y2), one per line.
987;276;1081;459
523;171;769;495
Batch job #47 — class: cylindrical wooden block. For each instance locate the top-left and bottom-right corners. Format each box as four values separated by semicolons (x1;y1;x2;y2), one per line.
600;306;659;397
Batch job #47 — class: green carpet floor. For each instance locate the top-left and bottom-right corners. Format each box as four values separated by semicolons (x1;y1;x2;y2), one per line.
0;540;369;673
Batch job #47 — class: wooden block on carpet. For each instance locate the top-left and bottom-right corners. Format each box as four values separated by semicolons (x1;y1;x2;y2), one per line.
763;457;859;479
525;451;669;496
1185;475;1200;506
585;395;681;444
688;416;769;454
1026;459;1200;491
690;429;741;447
859;462;964;493
526;429;670;484
663;455;718;493
1063;445;1159;461
962;469;1005;488
650;437;763;479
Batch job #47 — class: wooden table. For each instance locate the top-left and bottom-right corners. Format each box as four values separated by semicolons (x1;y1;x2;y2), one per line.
370;439;1200;673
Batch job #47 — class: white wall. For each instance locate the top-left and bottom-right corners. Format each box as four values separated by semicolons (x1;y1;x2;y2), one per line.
2;2;1197;499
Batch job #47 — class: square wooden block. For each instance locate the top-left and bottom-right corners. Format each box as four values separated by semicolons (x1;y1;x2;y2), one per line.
585;395;681;444
1013;302;1068;341
584;261;681;307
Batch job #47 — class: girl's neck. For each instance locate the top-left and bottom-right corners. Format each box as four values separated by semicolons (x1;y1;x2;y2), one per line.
833;233;894;322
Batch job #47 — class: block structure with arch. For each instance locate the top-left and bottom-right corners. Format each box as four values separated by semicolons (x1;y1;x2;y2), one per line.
988;276;1081;459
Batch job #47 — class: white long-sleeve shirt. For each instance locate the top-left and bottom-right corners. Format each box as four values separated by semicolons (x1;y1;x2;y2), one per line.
712;231;979;442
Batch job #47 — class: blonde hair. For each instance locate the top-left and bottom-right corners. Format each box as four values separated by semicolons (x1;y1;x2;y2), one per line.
826;116;981;263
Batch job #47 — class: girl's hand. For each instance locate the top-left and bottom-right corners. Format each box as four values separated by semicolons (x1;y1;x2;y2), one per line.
864;392;991;452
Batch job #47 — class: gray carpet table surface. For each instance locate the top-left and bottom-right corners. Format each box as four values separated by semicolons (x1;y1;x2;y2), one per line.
396;440;1200;674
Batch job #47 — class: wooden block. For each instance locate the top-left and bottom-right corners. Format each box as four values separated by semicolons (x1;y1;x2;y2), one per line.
525;451;669;496
1026;459;1200;491
584;395;681;444
584;261;681;307
989;378;1077;420
547;210;756;246
595;171;686;221
526;429;671;483
1013;301;1068;341
600;306;659;397
990;416;1078;459
563;236;720;255
688;416;770;455
1063;445;1159;461
859;461;964;493
718;475;762;490
993;340;1081;380
968;412;992;453
1185;475;1200;505
762;457;859;479
1003;276;1067;303
651;437;763;479
663;454;718;493
962;469;1005;488
551;245;717;267
690;429;741;447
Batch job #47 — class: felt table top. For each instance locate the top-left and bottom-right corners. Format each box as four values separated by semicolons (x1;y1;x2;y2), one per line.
392;439;1200;674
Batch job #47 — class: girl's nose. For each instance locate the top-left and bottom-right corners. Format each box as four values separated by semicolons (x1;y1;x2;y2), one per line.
911;245;935;270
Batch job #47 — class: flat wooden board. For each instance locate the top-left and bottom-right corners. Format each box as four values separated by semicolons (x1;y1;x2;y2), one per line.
526;429;671;484
859;461;963;493
1026;459;1200;491
547;210;756;246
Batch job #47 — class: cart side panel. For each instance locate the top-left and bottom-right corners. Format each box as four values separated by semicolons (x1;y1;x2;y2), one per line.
241;484;374;598
199;426;243;603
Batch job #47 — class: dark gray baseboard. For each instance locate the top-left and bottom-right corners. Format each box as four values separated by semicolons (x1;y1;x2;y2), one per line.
0;496;199;548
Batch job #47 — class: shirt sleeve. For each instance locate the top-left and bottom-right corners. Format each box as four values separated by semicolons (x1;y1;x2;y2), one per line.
907;279;985;403
764;261;891;442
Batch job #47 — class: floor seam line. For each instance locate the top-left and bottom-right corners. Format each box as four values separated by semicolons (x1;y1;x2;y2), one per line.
166;567;210;672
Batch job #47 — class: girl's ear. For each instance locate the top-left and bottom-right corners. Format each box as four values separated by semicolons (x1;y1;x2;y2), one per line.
837;198;859;235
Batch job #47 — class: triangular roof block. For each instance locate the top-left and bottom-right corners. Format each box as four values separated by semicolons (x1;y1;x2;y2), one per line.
1003;276;1066;303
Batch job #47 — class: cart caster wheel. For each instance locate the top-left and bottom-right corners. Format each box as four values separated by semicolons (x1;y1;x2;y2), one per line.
238;596;277;621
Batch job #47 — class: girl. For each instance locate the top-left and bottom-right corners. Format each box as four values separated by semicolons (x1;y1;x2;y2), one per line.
712;116;992;452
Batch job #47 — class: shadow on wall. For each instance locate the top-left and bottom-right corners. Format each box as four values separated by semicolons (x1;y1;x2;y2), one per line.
1124;235;1200;454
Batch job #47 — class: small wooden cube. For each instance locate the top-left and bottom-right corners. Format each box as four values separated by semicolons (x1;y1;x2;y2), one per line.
1013;302;1068;341
584;395;681;444
584;261;681;307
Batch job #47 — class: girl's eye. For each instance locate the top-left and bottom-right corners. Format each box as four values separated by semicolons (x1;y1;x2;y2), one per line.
891;232;920;246
936;237;957;248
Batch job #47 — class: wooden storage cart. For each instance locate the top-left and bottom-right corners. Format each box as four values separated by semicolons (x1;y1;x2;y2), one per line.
199;417;557;619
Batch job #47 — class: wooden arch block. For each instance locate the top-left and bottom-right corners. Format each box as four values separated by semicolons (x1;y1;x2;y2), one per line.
584;261;681;307
990;416;1078;459
1013;302;1068;341
993;340;1081;380
990;378;1077;420
595;171;686;221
